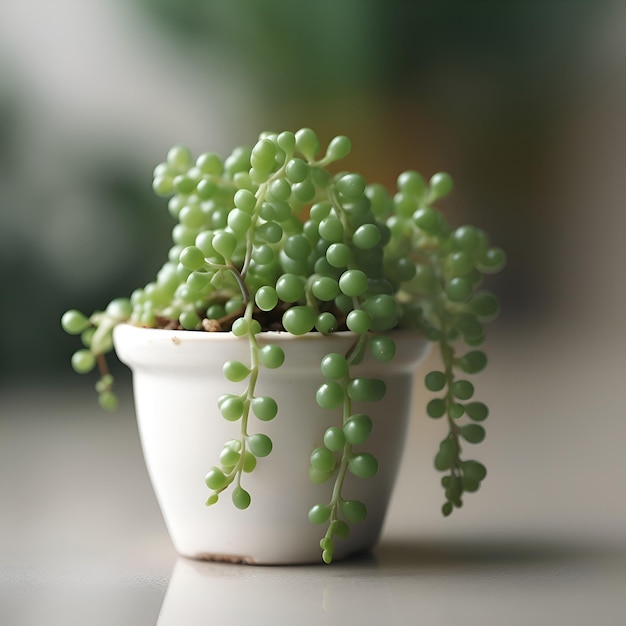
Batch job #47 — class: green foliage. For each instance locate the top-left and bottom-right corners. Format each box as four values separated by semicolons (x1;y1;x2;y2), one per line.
62;127;504;563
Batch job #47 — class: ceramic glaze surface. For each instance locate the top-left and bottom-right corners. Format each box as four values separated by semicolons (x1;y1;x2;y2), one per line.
113;324;430;564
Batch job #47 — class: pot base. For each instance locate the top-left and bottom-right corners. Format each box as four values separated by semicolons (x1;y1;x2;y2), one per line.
183;546;372;566
185;551;256;565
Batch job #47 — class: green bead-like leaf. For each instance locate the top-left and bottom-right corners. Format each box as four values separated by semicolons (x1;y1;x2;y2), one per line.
347;378;386;402
310;447;336;473
429;172;453;199
98;392;118;412
247;433;273;458
282;306;316;335
251;396;278;421
458;350;488;374
426;398;446;418
340;499;367;523
258;344;285;369
330;520;350;538
309;466;334;484
223;360;250;382
323;427;346;452
61;310;90;335
368;335;396;363
466;402;489;421
343;414;373;445
461;460;487;482
425;371;446;392
71;350;96;374
320;353;349;380
205;467;227;490
242;451;257;473
452;380;474;400
232;486;251;510
206;494;219;506
435;437;458;471
218;395;244;421
324;135;351;162
348;453;378;479
460;424;486;444
308;504;331;524
316;381;345;409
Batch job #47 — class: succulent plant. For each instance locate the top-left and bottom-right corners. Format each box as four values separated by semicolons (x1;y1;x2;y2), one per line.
62;128;504;562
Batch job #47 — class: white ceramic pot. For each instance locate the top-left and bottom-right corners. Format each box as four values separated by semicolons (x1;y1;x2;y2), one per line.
113;324;430;564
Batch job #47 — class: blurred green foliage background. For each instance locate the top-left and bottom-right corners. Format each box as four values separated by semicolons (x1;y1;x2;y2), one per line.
0;0;623;384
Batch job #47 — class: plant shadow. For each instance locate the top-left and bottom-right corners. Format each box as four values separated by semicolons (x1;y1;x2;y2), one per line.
367;535;620;573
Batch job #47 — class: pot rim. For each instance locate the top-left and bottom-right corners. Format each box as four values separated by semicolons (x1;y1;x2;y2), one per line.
113;323;427;344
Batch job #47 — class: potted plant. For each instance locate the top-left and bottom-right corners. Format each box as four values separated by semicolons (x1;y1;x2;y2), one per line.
61;128;504;564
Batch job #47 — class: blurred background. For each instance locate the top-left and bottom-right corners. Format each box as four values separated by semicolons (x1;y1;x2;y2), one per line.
0;0;626;626
1;1;625;621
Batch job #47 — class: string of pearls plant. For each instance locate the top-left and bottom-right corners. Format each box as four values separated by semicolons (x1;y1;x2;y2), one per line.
62;128;504;563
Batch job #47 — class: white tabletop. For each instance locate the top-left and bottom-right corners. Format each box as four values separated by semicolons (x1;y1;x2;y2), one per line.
1;324;625;625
